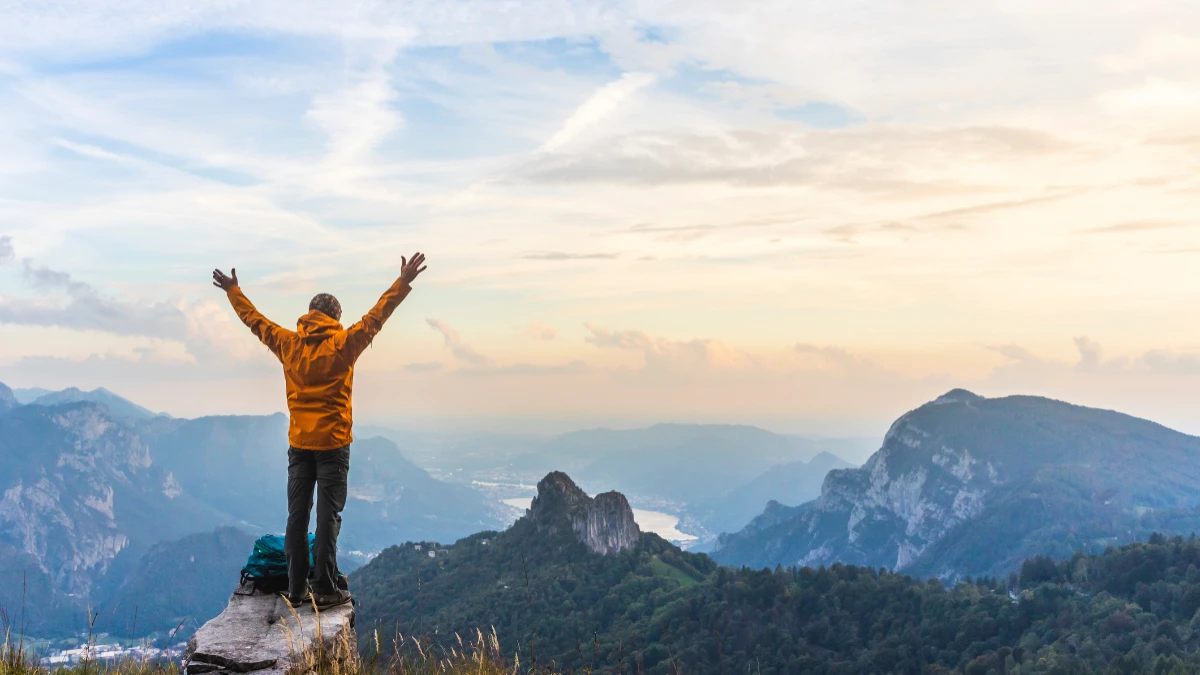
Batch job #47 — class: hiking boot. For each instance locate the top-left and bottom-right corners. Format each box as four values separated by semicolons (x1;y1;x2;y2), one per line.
283;591;311;609
311;588;352;610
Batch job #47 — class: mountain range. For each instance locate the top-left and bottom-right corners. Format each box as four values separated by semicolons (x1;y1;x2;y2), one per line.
0;381;507;636
15;379;1200;649
0;381;859;637
712;389;1200;580
28;386;165;420
694;451;851;536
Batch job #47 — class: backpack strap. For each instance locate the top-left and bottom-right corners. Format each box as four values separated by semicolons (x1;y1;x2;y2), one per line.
233;571;256;596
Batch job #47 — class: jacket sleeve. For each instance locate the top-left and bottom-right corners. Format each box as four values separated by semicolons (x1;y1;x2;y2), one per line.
226;286;290;359
344;277;412;362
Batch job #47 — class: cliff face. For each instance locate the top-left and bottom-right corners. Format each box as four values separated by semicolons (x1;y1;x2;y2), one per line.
713;389;1200;579
0;402;230;602
1;404;151;594
527;472;640;555
0;383;18;411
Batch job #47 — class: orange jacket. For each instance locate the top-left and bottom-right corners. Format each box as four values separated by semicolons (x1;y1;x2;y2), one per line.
226;278;412;450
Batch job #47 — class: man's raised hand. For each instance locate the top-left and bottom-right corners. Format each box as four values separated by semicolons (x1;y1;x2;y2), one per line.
213;268;239;292
400;253;427;285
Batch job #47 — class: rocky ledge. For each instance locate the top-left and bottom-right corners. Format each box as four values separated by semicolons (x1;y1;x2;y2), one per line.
527;472;641;555
184;584;355;674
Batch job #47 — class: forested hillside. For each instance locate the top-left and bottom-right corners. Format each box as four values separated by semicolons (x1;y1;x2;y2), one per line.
352;472;1200;674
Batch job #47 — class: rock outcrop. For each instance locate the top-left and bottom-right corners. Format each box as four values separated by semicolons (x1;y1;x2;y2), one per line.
527;472;640;555
185;583;355;675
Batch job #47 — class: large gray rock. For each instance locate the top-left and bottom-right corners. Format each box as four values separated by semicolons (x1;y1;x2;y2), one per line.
184;584;355;674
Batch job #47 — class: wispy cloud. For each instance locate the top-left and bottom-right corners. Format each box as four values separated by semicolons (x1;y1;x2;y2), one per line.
541;72;656;152
1075;220;1193;235
987;336;1200;377
0;254;251;363
1146;248;1200;255
913;191;1082;223
456;360;591;377
520;251;618;260
624;215;802;242
523;321;557;341
584;323;756;372
425;318;493;367
305;66;403;165
4;258;190;341
403;361;444;373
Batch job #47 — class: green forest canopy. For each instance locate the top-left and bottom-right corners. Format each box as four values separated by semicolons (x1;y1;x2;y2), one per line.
353;512;1200;675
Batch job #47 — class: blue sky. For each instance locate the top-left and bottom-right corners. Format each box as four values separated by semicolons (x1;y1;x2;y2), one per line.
3;1;1200;435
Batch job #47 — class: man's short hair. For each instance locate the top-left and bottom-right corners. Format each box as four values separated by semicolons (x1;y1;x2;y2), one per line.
309;293;342;321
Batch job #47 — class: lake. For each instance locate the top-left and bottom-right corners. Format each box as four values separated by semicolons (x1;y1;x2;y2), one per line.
502;497;698;544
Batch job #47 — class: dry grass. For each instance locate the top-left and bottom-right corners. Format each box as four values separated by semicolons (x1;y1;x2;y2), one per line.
290;624;520;675
3;618;539;675
280;596;528;675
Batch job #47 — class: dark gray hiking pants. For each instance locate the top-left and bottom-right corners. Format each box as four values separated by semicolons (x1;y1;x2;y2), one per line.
286;446;349;599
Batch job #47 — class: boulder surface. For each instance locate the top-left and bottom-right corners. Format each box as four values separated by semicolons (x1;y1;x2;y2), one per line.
184;584;355;674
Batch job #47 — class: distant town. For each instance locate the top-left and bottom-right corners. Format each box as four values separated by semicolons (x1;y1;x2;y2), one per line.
39;639;188;666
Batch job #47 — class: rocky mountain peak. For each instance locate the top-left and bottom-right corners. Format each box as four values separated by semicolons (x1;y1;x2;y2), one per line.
526;471;640;555
715;390;1200;580
931;388;983;405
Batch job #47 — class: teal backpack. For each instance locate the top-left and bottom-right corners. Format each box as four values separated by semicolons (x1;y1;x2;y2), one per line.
239;534;348;595
239;534;309;593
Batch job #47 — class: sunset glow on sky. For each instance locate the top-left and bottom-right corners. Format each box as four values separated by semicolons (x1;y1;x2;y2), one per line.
2;1;1200;436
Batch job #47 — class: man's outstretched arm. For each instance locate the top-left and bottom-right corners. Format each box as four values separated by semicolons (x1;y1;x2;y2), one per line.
344;252;427;361
213;268;289;359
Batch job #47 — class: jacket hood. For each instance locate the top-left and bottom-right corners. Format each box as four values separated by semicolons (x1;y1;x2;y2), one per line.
296;310;343;342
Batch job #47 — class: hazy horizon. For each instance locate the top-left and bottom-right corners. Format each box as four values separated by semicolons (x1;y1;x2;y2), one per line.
4;2;1200;436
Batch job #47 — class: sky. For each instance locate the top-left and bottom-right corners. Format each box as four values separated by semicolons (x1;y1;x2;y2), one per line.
2;1;1200;437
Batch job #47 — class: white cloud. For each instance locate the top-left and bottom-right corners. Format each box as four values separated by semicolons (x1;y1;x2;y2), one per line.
403;361;444;372
523;321;557;341
0;257;255;365
516;125;1076;188
425;318;493;367
584;322;756;372
541;72;655;152
1074;336;1104;371
1101;78;1200;110
3;0;1200;429
305;67;403;165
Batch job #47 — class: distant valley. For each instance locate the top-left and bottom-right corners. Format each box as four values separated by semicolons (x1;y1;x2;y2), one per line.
362;422;874;547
